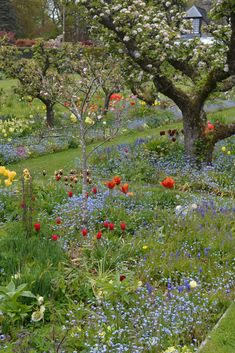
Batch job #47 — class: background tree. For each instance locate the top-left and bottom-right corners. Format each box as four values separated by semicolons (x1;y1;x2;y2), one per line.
12;0;58;39
0;40;66;127
0;0;17;33
47;0;89;41
78;0;235;163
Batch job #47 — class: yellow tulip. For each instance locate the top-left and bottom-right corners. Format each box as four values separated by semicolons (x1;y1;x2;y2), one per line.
4;179;12;187
7;171;16;181
0;166;6;174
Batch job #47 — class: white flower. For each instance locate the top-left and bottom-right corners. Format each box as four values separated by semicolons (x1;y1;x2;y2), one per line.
224;64;229;72
189;280;198;289
123;36;130;42
133;51;141;58
37;296;44;305
31;305;45;322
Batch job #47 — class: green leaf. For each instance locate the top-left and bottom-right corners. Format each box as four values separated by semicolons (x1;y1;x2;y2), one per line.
6;280;15;293
21;291;36;299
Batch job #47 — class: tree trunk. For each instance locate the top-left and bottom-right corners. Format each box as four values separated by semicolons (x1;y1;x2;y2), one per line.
38;95;55;128
45;102;55;128
182;107;213;164
103;91;113;116
80;115;88;227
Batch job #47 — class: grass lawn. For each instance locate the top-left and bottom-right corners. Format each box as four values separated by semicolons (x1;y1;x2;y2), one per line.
199;302;235;353
0;78;18;91
208;106;235;123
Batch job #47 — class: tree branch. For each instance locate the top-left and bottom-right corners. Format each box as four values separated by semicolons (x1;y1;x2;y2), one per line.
168;58;198;81
96;14;191;112
218;75;235;92
213;122;235;144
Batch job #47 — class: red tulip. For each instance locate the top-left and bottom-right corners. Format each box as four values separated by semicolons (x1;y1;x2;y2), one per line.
109;223;114;231
207;122;215;130
82;228;88;237
113;176;121;185
55;175;61;181
120;275;126;282
105;181;116;189
120;183;129;194
130;101;135;106
68;191;73;197
92;187;97;194
96;231;102;239
160;177;175;189
51;234;59;241
56;217;61;225
34;223;41;232
120;222;126;231
103;221;109;228
110;93;123;101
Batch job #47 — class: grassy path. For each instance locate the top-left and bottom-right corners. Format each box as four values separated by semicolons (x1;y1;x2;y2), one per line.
199;302;235;353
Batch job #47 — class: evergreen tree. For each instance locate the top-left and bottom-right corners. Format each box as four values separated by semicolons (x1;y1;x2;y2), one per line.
0;0;17;32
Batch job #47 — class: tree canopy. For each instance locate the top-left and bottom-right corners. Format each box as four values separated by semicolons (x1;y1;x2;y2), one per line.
74;0;235;162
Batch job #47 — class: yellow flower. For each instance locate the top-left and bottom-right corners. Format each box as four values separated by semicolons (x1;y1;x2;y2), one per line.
163;347;178;353
4;179;12;187
142;245;148;250
137;281;143;287
70;114;77;123
227;151;231;155
85;116;95;125
7;171;16;181
221;146;226;152
0;166;6;174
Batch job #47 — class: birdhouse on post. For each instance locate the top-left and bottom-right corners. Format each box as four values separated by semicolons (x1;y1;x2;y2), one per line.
185;5;209;37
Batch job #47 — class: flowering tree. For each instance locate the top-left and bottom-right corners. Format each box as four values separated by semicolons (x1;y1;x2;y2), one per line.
76;0;235;163
44;44;125;226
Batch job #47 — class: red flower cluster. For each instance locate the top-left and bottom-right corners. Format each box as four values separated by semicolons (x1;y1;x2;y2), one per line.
103;221;126;232
160;177;175;189
110;93;123;101
105;176;132;196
